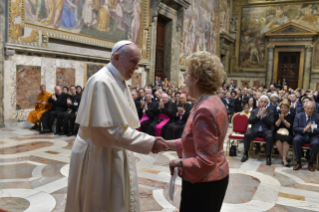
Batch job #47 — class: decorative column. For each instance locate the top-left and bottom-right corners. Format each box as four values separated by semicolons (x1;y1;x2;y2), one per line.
148;12;158;84
0;0;5;127
266;45;275;87
303;45;313;89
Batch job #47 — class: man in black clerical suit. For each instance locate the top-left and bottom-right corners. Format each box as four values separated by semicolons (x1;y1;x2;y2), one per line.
140;93;157;132
241;95;275;165
164;93;192;140
40;86;68;133
56;85;81;136
131;90;143;119
293;101;319;172
147;93;176;136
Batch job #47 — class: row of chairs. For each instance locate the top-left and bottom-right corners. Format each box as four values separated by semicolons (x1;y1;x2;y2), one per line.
226;113;319;168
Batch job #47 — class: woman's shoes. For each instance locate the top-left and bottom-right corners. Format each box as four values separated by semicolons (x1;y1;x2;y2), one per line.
282;161;291;167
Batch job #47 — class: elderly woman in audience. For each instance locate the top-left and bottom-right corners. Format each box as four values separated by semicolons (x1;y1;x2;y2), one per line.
274;100;294;167
269;93;279;110
231;90;242;113
165;51;229;212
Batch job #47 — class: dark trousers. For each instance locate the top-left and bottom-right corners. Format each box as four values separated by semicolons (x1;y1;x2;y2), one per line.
41;110;58;131
293;134;319;163
244;129;273;155
180;175;229;212
57;111;76;133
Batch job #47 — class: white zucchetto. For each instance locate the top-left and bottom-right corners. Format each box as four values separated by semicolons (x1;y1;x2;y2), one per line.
111;40;133;55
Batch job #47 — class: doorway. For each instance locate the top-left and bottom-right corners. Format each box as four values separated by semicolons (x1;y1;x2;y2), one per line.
277;52;300;89
155;17;168;81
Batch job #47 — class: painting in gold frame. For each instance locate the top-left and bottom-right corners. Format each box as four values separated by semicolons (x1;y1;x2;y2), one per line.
248;0;305;4
21;0;149;48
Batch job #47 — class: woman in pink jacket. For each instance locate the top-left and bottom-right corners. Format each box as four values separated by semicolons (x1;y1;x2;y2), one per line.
166;51;229;212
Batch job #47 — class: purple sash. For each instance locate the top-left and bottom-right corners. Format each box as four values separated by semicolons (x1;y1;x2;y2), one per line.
155;113;170;136
137;113;149;131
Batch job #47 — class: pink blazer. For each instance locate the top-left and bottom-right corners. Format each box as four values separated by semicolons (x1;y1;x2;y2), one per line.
176;95;229;184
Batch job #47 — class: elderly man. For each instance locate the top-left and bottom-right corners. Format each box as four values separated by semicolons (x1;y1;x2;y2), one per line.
241;95;275;165
27;85;52;130
224;91;234;115
56;85;81;136
293;101;319;172
65;41;168;212
138;93;157;132
40;86;68;133
147;93;176;136
164;93;192;140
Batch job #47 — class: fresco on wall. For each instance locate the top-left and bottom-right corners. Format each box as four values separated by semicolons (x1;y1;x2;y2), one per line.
16;65;41;110
56;68;75;89
248;0;303;4
180;0;219;66
24;0;143;45
220;0;230;33
239;3;319;68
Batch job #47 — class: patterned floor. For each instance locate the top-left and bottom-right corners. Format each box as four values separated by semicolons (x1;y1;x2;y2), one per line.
0;125;318;212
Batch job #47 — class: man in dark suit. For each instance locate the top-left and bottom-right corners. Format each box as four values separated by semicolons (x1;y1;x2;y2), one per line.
292;101;319;172
224;91;234;115
241;95;275;165
40;86;68;133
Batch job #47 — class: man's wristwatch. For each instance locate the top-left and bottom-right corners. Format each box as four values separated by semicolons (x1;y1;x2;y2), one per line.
179;159;183;167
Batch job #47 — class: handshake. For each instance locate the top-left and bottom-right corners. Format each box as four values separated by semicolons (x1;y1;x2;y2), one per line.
151;137;171;153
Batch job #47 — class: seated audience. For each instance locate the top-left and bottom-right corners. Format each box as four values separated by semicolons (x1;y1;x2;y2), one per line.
147;93;176;136
231;91;242;113
63;86;69;94
138;93;156;132
131;90;143;119
268;93;279;111
296;96;311;114
40;86;68;133
164;93;192;140
76;85;83;95
56;85;81;136
274;100;294;167
27;85;52;130
241;95;275;165
241;103;251;117
293;101;319;172
248;96;257;112
224;91;234;115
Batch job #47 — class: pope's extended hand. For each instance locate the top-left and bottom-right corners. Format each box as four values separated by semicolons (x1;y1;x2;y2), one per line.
152;137;168;153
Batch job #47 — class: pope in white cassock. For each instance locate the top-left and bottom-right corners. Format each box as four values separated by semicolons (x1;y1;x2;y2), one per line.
65;41;168;212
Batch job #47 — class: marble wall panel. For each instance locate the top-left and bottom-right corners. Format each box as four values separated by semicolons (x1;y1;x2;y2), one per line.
131;73;142;88
3;55;147;123
56;68;75;90
16;65;41;110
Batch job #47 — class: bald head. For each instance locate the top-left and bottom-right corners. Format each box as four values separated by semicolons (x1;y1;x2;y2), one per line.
55;86;62;95
162;93;169;104
111;43;141;80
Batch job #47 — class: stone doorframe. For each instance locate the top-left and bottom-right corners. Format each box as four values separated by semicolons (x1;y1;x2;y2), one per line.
148;0;190;86
264;22;317;89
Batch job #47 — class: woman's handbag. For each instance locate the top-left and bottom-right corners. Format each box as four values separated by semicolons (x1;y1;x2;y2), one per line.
229;141;237;156
277;128;289;136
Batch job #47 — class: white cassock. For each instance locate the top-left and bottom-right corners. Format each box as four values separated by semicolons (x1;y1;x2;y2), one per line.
65;63;155;212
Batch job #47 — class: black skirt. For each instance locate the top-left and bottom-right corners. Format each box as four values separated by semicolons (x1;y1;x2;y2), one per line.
180;175;229;212
274;133;293;145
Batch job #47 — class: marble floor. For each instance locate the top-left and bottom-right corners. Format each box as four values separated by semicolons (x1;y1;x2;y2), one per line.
0;125;319;212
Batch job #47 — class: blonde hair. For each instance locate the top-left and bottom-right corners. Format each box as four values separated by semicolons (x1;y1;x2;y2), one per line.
186;51;226;93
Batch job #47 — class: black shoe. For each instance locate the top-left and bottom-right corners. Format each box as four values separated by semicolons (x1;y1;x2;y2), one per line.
241;155;249;162
67;132;74;137
54;131;61;135
266;157;272;165
285;164;291;168
40;129;50;134
59;132;65;136
255;144;260;154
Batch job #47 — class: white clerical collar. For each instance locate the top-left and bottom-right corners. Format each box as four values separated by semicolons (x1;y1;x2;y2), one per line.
107;63;125;83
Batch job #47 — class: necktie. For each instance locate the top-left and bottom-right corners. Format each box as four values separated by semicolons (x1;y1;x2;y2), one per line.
258;108;263;132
